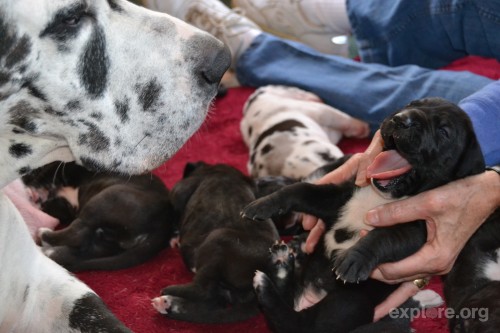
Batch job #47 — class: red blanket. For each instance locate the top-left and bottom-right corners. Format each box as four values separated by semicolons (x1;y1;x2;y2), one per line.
77;56;500;333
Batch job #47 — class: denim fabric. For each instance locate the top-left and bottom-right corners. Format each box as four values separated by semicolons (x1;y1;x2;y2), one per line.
236;34;493;131
459;80;500;165
347;0;500;68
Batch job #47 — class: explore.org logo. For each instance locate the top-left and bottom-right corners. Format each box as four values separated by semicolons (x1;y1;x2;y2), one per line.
389;307;489;322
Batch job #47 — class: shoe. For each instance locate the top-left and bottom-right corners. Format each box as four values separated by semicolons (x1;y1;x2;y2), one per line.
144;0;261;66
232;0;348;55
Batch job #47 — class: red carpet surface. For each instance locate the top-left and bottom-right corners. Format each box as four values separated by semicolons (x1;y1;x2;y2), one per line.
77;56;500;333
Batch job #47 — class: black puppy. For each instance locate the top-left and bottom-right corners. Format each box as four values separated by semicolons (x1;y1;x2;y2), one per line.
23;161;175;271
242;97;487;333
444;209;500;332
152;162;280;323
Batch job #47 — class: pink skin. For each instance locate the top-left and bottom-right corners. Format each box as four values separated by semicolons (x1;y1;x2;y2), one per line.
3;179;59;243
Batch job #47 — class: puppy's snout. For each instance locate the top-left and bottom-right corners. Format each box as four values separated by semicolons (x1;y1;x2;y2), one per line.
194;39;231;85
392;111;415;129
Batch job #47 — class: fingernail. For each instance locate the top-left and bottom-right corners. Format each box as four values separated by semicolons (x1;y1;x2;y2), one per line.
365;210;379;226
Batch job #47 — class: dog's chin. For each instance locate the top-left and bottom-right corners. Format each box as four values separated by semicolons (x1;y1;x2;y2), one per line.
370;173;410;199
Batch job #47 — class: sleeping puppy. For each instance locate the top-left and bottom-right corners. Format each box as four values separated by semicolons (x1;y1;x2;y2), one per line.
241;85;370;179
22;161;174;272
241;97;486;333
151;162;280;323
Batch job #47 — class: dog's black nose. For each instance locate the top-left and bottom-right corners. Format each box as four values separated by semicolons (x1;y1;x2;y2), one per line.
195;41;231;85
392;111;414;129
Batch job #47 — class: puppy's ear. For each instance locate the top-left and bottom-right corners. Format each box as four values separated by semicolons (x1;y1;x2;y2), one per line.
454;136;485;179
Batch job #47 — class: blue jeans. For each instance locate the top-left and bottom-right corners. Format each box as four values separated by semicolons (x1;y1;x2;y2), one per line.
234;0;499;164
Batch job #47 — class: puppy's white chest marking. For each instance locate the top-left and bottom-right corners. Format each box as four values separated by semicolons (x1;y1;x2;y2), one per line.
324;186;400;258
56;186;79;210
483;249;500;281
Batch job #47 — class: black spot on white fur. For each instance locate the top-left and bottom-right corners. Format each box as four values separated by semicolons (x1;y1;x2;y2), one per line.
77;122;110;152
18;166;32;175
8;101;39;132
5;35;31;69
79;25;109;98
137;79;162;112
9;143;33;158
253;120;306;151
334;228;356;244
25;82;47;102
261;144;274;155
66;100;81;111
69;293;131;332
0;15;18;60
115;98;130;123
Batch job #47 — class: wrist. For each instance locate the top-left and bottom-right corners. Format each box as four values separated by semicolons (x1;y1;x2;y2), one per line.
485;166;500;206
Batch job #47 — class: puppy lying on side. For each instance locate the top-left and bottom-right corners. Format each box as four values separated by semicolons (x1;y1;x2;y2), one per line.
152;162;279;323
23;161;175;272
242;97;485;333
240;85;370;179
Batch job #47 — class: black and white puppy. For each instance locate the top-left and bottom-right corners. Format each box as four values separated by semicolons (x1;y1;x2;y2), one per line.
152;162;280;323
444;211;500;332
241;97;486;333
241;85;370;179
22;161;175;272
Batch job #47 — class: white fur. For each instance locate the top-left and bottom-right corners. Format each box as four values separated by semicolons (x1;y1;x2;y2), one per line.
241;85;369;179
324;186;405;258
483;249;500;281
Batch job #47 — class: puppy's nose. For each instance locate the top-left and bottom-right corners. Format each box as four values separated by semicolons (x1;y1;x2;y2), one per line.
392;111;414;129
194;39;231;85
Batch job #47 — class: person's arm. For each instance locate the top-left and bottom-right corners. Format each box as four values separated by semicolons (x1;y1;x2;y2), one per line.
460;80;500;166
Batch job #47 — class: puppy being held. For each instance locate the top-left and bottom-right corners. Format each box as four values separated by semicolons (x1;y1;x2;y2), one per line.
241;85;370;179
152;162;279;323
22;161;175;272
242;97;486;333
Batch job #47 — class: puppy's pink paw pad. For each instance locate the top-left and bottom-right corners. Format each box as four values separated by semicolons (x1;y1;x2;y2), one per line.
151;296;171;314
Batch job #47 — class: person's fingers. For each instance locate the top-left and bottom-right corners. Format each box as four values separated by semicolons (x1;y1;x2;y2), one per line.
302;214;318;231
365;195;429;227
304;220;326;253
373;281;420;322
370;245;452;283
316;155;360;185
355;130;384;186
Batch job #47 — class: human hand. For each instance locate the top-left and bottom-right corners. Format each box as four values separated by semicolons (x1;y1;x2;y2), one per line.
366;170;500;283
302;131;384;253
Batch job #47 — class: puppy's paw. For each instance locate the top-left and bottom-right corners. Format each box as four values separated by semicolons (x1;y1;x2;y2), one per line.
342;118;370;138
333;250;373;283
412;289;444;309
241;197;284;222
253;270;272;296
38;227;52;245
151;295;183;315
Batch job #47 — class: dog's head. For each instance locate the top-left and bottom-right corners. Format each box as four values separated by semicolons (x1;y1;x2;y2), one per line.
0;0;230;185
369;97;485;198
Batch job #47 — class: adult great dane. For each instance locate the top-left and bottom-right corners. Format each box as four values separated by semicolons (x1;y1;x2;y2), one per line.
0;0;230;332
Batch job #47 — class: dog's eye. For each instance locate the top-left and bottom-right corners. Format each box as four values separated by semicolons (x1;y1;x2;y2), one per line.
438;126;450;139
62;15;82;26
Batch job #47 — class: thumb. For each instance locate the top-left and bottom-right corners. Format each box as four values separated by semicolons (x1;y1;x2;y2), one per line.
365;196;426;227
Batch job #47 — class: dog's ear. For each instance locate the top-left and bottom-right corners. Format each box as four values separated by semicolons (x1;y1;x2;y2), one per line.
454;135;485;179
